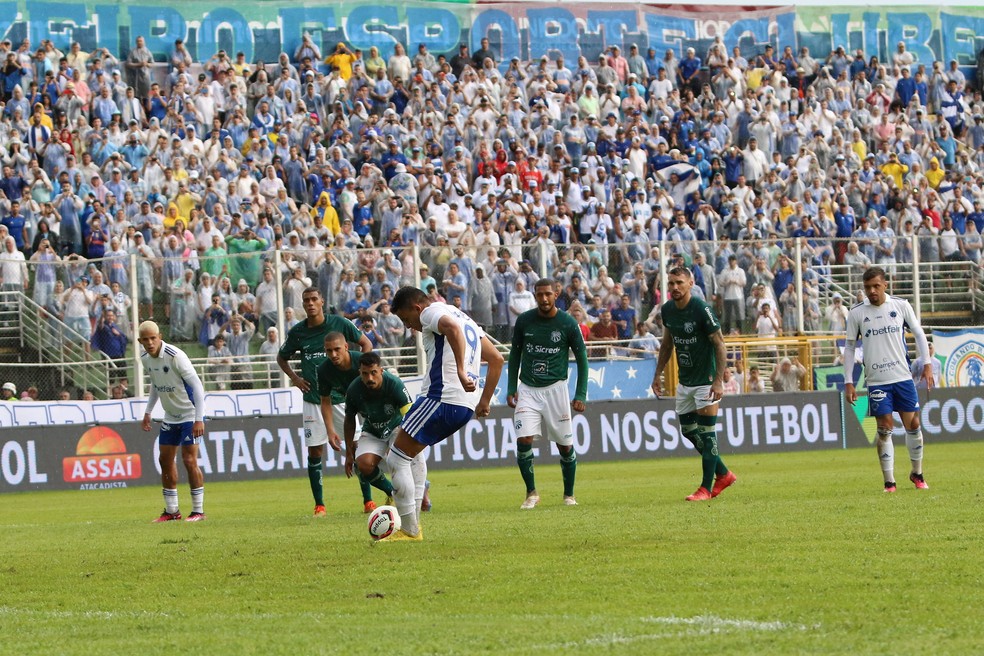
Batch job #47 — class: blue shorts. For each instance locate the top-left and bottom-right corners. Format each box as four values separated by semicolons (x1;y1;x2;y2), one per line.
400;398;473;447
159;421;201;447
867;381;919;417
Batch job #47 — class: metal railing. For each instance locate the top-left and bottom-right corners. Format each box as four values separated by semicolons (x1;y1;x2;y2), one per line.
3;235;981;400
1;291;120;399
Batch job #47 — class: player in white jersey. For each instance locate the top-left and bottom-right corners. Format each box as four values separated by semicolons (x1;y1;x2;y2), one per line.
138;321;208;522
843;268;933;492
379;286;504;541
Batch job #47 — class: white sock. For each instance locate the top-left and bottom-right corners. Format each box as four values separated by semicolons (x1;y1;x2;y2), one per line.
385;445;417;536
191;487;204;513
906;430;924;475
163;488;179;514
877;430;895;483
411;452;428;523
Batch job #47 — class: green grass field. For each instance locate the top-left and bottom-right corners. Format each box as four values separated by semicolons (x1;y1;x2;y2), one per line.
2;444;982;656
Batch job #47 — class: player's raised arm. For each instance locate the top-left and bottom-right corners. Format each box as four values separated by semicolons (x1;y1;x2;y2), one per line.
477;335;504;418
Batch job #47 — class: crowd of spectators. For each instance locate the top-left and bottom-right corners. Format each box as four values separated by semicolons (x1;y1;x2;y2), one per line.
0;32;981;374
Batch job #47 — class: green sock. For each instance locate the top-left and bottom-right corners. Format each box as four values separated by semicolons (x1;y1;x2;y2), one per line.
362;466;394;495
560;449;577;497
307;457;324;506
697;415;720;490
359;479;373;503
517;441;536;494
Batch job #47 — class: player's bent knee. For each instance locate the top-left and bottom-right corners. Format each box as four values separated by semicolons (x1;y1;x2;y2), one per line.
356;455;378;477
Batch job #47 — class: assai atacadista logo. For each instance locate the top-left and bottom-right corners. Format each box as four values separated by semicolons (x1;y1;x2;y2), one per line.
62;426;142;489
943;342;984;387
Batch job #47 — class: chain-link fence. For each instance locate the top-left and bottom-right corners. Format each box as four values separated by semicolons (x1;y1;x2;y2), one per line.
1;235;979;401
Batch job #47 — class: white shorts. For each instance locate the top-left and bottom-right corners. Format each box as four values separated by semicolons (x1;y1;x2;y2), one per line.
355;430;392;460
675;384;717;416
302;401;359;447
514;380;573;446
302;400;329;447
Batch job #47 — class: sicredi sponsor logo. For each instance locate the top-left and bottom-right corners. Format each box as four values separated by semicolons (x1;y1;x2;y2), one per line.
62;426;142;489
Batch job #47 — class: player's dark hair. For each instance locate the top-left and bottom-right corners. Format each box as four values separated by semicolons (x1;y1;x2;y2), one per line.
862;267;887;283
359;351;383;369
533;278;554;291
323;331;346;344
302;286;321;297
392;286;428;313
668;266;692;278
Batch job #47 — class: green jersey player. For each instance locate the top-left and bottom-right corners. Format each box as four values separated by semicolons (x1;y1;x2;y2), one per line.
276;287;372;517
342;352;417;508
507;278;589;509
318;333;397;509
652;267;737;501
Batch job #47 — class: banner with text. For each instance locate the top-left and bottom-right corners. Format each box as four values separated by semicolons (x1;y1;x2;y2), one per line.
0;390;845;492
4;2;983;74
844;386;984;448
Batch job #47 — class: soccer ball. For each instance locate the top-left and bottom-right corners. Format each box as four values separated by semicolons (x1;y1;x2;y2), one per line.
367;505;401;540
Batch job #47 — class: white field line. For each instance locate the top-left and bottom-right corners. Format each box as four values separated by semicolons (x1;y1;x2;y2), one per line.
642;614;815;632
527;614;817;651
0;606;171;620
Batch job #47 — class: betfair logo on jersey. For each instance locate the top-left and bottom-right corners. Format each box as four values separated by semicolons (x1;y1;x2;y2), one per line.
683;321;696;334
304;351;327;360
864;325;901;338
155;385;177;393
551;330;562;343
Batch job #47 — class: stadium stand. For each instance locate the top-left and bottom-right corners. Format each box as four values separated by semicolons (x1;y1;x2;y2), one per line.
0;29;982;399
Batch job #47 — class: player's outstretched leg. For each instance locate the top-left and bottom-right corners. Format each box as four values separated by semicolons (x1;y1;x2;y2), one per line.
517;439;539;509
384;443;420;538
876;428;896;492
559;445;577;505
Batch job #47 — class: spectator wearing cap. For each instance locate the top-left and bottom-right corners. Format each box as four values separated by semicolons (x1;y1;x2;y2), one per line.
1;381;17;401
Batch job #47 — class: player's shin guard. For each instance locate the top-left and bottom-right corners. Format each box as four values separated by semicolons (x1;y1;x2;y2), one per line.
190;487;204;514
696;415;720;491
359;479;373;503
906;429;924;475
362;466;394;495
410;453;427;521
307;457;324;506
385;446;418;536
163;488;179;514
876;429;895;483
679;412;702;453
560;449;577;497
517;441;536;494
